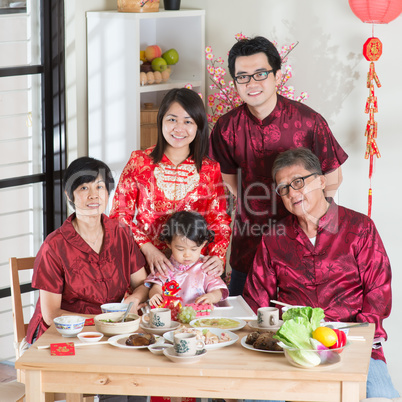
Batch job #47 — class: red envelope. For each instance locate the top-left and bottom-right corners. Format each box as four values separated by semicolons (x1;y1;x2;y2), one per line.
85;318;94;326
50;342;75;356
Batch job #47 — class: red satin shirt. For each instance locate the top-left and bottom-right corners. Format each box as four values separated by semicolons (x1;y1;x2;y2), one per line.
26;214;145;343
209;95;348;274
244;200;392;361
109;148;232;263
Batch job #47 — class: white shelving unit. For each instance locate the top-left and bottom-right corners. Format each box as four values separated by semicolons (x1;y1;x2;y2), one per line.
86;9;205;178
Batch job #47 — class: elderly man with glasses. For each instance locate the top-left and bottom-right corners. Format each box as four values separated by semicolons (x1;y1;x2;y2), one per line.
209;36;348;297
244;147;399;399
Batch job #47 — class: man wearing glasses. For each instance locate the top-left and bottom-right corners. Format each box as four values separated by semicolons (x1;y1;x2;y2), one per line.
209;36;348;296
244;148;399;399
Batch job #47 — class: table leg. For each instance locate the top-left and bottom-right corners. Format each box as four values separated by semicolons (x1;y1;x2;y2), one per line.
24;370;51;402
66;394;84;402
342;381;360;402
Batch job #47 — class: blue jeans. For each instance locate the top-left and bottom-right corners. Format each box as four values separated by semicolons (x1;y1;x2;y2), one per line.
229;269;248;296
245;358;399;402
367;358;400;398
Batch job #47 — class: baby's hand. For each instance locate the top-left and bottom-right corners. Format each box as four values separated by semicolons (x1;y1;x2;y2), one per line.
149;294;164;308
195;293;214;305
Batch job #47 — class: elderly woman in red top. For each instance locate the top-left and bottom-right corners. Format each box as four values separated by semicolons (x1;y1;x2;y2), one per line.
26;157;148;345
110;88;231;277
244;148;399;399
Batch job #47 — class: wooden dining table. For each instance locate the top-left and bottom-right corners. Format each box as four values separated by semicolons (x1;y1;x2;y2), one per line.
15;320;375;402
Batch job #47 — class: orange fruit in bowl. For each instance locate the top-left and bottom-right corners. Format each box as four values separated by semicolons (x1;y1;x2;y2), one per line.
312;326;338;347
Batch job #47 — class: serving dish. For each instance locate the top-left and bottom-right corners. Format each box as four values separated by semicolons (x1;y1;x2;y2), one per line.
190;317;246;331
164;327;238;350
280;341;350;368
240;335;283;354
108;333;162;349
94;312;140;336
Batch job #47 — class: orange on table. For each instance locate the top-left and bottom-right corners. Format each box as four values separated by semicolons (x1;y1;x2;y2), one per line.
312;326;338;347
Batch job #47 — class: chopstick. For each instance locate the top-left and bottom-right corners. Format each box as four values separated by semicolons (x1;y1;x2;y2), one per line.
347;336;366;341
37;340;110;350
270;300;294;308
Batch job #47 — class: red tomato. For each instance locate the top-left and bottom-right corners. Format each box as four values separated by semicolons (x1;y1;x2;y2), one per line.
330;329;347;353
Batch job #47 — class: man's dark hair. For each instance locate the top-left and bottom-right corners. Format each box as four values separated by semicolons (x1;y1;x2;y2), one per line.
228;36;282;79
272;148;323;184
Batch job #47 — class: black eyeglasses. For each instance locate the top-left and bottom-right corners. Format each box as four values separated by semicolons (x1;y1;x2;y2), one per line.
275;173;319;196
234;70;274;84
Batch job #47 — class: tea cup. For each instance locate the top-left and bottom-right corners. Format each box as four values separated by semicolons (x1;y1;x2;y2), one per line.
142;308;171;328
257;306;279;328
173;333;205;356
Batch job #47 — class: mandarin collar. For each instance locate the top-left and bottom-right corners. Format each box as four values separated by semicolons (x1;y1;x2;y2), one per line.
161;153;195;166
245;94;283;126
289;198;337;237
60;213;110;255
170;256;203;272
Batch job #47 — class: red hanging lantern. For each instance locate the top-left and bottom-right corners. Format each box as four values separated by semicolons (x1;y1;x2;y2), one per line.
348;0;402;23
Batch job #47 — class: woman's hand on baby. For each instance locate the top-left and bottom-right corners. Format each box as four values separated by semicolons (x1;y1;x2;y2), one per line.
140;242;173;275
201;255;224;277
149;294;164;308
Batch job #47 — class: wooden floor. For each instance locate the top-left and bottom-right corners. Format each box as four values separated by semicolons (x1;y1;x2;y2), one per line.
0;363;17;383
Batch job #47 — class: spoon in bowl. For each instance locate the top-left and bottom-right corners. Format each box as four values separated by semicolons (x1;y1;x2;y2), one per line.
120;301;134;322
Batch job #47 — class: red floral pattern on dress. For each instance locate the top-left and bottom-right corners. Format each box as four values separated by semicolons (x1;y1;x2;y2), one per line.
110;148;231;263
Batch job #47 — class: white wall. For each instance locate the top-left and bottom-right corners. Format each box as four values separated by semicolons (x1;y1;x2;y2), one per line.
66;0;402;392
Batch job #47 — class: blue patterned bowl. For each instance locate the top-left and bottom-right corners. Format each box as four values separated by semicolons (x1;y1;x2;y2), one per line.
54;316;86;337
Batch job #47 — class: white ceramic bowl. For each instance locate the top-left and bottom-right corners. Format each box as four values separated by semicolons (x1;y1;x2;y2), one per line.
148;343;171;355
101;303;129;313
54;316;86;337
94;312;140;336
77;331;103;343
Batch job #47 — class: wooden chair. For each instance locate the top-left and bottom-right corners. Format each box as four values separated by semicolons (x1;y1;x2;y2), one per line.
0;380;25;402
9;257;94;402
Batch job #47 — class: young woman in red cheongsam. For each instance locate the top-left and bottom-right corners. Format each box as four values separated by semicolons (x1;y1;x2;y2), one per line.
110;88;231;278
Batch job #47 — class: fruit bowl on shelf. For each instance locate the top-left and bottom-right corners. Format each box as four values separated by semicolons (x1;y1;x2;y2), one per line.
140;65;173;86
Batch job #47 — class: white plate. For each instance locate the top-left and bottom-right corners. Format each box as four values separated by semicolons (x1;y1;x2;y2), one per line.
163;345;207;364
139;320;181;335
163;327;239;350
248;319;283;332
190;317;246;331
108;333;162;349
240;335;284;354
